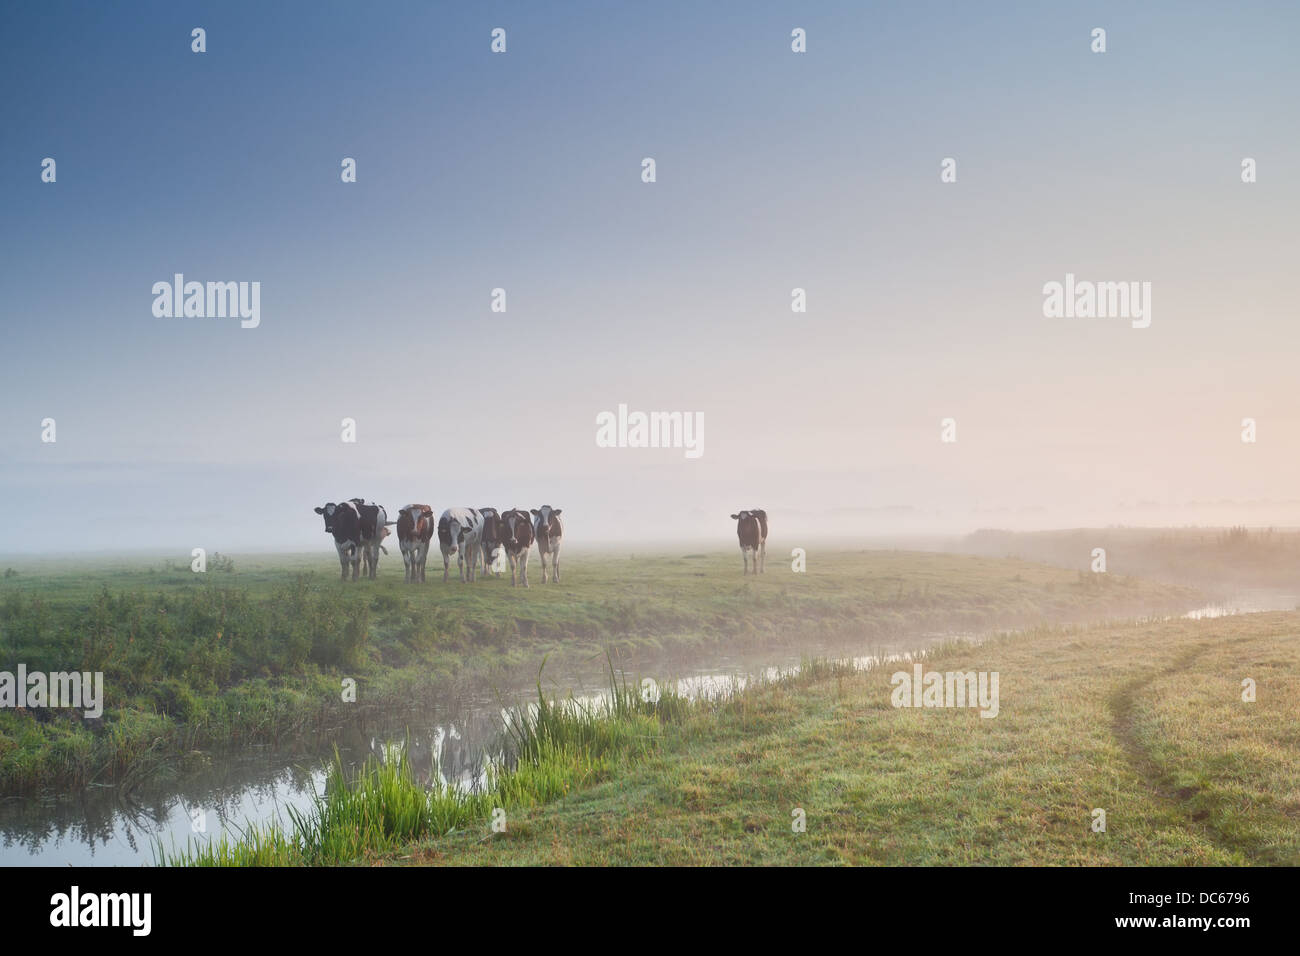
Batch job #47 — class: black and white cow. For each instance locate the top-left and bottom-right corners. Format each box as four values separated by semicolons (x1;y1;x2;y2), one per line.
348;498;390;579
395;504;435;583
729;509;767;574
438;507;485;582
751;508;768;571
477;507;505;578
498;508;534;587
315;501;364;580
531;505;564;584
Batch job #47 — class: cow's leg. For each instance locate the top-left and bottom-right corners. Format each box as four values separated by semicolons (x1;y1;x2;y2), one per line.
759;540;766;574
442;548;451;583
519;549;529;588
553;546;560;583
338;546;349;581
539;548;548;584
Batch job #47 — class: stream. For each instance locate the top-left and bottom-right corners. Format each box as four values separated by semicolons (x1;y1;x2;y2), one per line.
2;588;1295;866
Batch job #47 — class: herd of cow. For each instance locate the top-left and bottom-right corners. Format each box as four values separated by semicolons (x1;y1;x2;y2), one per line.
312;500;769;583
313;500;563;586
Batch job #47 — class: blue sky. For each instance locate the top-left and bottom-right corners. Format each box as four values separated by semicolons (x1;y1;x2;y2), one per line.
3;1;1299;552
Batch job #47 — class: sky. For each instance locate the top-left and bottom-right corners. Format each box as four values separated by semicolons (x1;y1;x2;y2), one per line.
3;1;1300;553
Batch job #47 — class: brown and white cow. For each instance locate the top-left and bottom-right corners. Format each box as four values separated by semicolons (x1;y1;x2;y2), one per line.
729;509;768;574
396;504;435;583
498;508;535;587
531;505;564;584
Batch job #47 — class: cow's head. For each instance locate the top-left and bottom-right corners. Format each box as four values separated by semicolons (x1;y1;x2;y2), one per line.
439;514;471;553
730;511;761;542
315;503;340;532
501;509;533;548
531;505;562;529
399;504;433;536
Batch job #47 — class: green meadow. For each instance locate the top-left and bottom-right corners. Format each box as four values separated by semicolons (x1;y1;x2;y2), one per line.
0;550;1197;793
391;611;1298;866
162;611;1299;866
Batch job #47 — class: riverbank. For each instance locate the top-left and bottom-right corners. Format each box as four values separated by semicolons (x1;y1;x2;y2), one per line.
390;610;1298;866
0;551;1201;794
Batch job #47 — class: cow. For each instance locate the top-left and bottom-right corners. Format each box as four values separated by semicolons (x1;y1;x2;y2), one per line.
348;498;390;579
498;508;535;587
751;508;768;572
477;507;505;577
314;501;363;580
730;509;768;574
438;508;485;582
395;504;435;583
531;505;564;584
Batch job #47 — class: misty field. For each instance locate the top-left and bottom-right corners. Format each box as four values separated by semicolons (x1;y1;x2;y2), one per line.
386;612;1299;866
963;526;1300;591
0;550;1199;793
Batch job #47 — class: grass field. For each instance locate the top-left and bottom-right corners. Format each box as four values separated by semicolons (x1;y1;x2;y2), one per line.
0;550;1200;793
381;611;1299;866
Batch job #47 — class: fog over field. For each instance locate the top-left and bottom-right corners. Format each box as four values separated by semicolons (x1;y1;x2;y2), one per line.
3;3;1299;554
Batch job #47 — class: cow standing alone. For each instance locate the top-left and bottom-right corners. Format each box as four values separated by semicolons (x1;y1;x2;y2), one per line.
730;509;768;574
751;509;768;572
396;504;434;583
532;505;564;584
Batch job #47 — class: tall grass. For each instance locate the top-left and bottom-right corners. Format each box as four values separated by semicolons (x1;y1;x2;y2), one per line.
157;657;690;866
